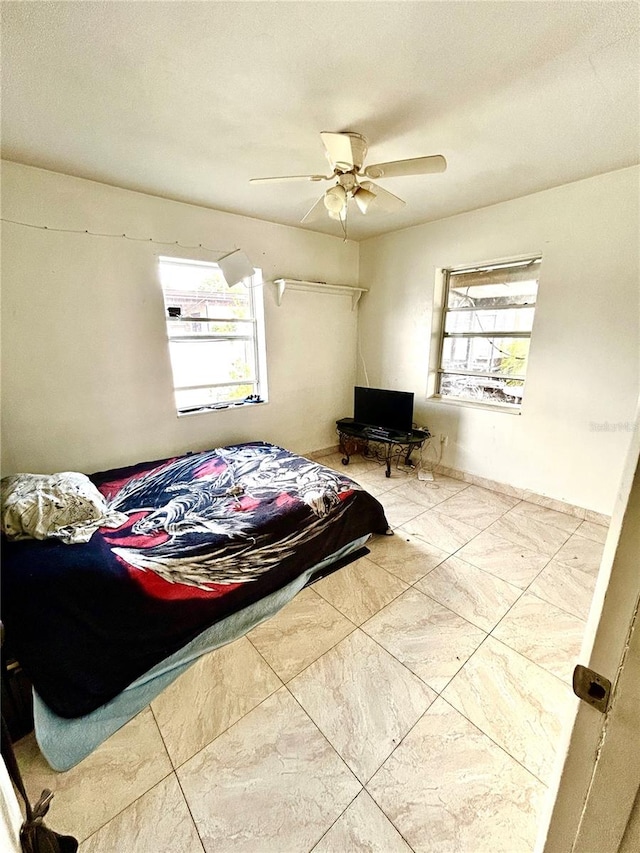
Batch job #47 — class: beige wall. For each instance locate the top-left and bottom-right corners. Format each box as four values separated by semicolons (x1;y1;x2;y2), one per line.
0;162;359;474
358;166;640;514
3;162;638;514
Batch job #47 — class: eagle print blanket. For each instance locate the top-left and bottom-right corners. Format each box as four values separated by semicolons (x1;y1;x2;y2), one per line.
1;443;389;718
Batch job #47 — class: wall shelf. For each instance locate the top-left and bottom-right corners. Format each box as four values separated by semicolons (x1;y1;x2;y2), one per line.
273;279;368;310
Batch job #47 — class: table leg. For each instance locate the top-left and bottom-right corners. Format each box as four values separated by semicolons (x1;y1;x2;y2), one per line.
338;432;351;466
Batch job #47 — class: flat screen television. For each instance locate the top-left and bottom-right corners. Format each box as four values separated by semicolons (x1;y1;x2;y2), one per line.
354;386;414;434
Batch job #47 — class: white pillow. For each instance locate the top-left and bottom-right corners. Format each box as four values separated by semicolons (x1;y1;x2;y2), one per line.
1;472;128;544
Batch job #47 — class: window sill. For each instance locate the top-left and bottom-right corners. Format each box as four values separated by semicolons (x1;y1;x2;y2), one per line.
429;395;522;415
177;400;269;418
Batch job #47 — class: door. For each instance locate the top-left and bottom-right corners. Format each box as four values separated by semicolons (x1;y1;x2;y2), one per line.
537;407;640;852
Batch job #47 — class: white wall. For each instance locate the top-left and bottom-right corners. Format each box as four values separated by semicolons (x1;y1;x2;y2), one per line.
358;167;640;514
0;161;359;474
3;163;638;513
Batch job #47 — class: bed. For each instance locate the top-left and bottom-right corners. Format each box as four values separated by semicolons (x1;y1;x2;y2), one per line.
1;442;389;770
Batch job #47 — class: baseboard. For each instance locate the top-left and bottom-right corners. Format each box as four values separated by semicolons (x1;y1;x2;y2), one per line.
306;444;340;460
432;463;610;525
309;447;610;526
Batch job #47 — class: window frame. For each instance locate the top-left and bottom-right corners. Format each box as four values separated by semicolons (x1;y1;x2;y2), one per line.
158;256;268;416
435;256;541;411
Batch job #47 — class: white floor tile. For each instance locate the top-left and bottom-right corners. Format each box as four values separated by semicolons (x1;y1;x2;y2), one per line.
289;629;436;782
363;588;486;692
442;637;575;783
368;698;545;853
416;555;521;632
312;790;412;852
177;688;361;853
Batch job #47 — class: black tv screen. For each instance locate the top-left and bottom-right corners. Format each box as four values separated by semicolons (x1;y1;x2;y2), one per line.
354;386;414;434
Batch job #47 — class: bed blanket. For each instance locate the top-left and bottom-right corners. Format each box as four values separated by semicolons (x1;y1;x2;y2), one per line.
1;443;388;719
33;536;370;771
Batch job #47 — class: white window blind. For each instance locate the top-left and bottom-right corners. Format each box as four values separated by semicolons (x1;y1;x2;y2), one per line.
159;256;267;414
437;257;541;408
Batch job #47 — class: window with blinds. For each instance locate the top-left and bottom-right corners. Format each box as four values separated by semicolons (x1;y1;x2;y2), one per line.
158;256;267;414
437;257;541;409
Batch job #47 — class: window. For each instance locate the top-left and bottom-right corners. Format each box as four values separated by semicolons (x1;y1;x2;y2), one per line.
158;256;267;414
436;257;540;409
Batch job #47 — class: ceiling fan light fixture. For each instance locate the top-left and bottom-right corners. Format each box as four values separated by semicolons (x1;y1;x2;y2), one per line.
353;186;377;214
324;184;347;213
328;208;346;221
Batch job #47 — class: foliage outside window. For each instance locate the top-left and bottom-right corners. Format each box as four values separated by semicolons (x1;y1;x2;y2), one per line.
437;257;541;409
158;256;267;414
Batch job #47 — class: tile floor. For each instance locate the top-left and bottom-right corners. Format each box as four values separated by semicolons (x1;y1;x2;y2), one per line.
14;454;609;852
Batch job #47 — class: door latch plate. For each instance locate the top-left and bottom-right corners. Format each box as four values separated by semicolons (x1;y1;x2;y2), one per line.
572;664;611;713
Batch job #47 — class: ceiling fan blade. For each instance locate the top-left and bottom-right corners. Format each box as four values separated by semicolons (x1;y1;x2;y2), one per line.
250;174;331;184
360;181;406;213
364;154;447;180
320;132;368;172
301;194;328;223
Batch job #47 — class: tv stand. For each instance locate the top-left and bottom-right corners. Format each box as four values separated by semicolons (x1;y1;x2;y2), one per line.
336;418;430;478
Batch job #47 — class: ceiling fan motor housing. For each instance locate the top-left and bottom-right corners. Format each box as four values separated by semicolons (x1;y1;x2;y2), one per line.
328;132;368;172
337;172;357;190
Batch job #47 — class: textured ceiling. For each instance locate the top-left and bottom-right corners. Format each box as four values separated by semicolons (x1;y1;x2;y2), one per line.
1;1;639;240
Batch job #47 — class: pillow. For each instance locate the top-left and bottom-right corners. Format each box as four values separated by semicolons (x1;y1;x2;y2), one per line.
1;472;128;544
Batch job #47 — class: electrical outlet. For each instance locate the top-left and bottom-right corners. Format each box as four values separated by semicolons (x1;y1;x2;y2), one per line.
440;434;449;446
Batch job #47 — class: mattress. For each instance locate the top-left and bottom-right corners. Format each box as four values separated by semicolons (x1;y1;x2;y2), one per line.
1;442;389;767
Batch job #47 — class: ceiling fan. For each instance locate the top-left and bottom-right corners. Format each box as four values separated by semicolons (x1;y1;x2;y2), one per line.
250;132;447;225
